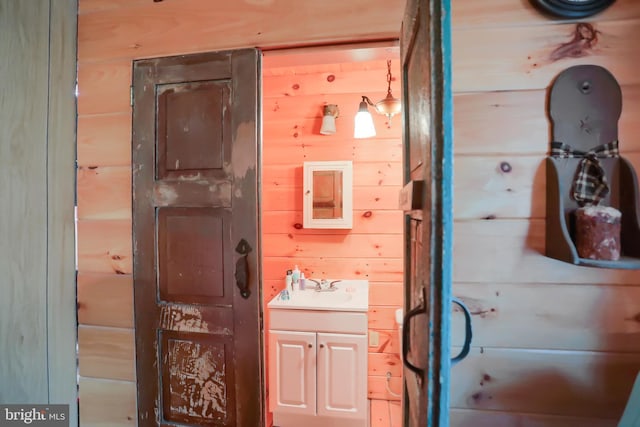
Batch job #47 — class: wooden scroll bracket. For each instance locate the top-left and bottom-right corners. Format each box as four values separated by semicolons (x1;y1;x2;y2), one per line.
546;65;640;269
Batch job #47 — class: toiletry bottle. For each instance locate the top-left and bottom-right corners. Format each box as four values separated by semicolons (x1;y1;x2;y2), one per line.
285;270;293;292
292;265;300;285
299;272;306;291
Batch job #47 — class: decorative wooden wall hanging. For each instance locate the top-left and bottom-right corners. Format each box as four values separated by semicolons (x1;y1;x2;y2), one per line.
545;64;640;269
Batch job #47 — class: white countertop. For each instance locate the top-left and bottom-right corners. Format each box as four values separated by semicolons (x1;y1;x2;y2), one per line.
267;279;369;312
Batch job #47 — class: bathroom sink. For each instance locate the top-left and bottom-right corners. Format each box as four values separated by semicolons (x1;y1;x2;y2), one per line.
267;279;368;312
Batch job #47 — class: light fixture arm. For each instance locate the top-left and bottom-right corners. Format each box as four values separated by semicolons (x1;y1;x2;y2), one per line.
361;96;376;107
358;60;401;128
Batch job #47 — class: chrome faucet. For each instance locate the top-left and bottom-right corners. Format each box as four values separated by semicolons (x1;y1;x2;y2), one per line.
307;279;341;292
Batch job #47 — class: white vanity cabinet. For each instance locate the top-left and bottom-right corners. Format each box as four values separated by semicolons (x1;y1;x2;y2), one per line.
268;308;368;427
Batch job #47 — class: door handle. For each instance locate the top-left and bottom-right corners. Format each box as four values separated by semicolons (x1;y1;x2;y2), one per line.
235;239;252;299
451;297;473;365
403;292;473;377
402;287;426;379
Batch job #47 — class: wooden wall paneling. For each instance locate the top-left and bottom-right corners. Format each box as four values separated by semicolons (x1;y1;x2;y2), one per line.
77;0;404;62
262;257;403;282
453;84;640;156
453;19;640;93
77;220;133;274
0;0;51;404
370;399;391;427
77;273;134;328
47;1;79;423
454;155;545;220
453;219;640;285
262;162;402;187
451;283;640;352
262;210;403;235
450;347;640;419
79;377;137;426
77;60;132;115
369;353;402;377
263;68;400;97
261;185;403;212
368;307;401;330
368;329;400;355
77;166;131;220
452;0;640;29
77;113;132;167
262;233;403;258
368;375;403;401
450;408;617;427
369;282;403;306
262;138;403;165
78;326;135;381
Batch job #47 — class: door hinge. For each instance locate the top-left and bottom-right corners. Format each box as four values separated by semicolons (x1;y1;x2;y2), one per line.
130;86;134;107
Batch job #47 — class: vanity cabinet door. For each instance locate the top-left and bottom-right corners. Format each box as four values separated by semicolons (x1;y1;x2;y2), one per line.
316;333;367;419
269;330;317;415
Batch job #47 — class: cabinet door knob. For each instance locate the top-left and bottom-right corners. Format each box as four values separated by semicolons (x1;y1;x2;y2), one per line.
308;344;312;348
319;344;325;348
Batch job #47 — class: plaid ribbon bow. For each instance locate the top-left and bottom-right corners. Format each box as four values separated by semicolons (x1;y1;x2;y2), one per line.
550;140;619;206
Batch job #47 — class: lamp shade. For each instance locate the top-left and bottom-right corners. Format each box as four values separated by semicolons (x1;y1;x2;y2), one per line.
354;99;376;139
320;104;339;135
320;114;336;135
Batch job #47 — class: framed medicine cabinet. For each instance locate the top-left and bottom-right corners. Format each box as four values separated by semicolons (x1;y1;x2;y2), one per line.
303;161;353;229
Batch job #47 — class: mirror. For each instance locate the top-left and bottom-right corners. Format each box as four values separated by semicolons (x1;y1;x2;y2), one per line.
303;161;353;229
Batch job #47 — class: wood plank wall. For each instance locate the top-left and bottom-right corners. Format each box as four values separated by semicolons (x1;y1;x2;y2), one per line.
261;59;404;412
76;0;404;425
449;0;640;425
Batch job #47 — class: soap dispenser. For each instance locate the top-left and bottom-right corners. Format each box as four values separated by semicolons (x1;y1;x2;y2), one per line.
292;265;300;286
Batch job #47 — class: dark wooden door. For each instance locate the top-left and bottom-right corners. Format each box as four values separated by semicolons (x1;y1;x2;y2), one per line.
132;49;262;427
400;0;454;425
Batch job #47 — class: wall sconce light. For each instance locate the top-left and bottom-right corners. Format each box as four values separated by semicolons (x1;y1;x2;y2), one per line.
354;60;402;139
320;104;339;135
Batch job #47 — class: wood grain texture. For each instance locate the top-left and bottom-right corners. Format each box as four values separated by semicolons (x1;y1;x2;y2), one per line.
263;233;402;258
262;257;402;282
77;60;131;115
450;347;640;419
263;162;402;187
77;273;134;328
262;186;403;212
454;84;640;156
77;0;404;62
47;2;79;423
370;399;391;427
453;19;640;92
77;220;133;274
78;326;135;381
79;377;137;427
454;155;545;220
368;375;402;401
77;166;131;220
263;210;403;235
0;0;50;404
77;113;132;167
452;283;640;352
453;219;640;285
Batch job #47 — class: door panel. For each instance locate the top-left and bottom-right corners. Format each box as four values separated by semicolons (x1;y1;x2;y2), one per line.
316;333;367;419
401;0;454;426
269;330;316;415
132;49;262;427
